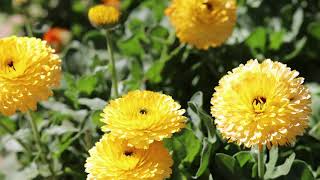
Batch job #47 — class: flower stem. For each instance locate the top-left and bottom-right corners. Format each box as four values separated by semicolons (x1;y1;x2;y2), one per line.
257;145;265;180
26;21;33;37
26;112;56;179
105;30;119;98
0;120;30;151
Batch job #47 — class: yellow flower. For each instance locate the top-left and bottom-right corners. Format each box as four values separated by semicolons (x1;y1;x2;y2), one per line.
0;36;61;116
88;4;120;28
211;59;311;149
166;0;237;49
101;90;186;149
85;135;173;180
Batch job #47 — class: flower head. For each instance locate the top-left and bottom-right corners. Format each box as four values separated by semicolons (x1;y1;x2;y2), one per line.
166;0;237;49
211;59;311;149
101;90;186;149
43;27;71;52
85;135;173;180
88;4;120;28
0;36;61;116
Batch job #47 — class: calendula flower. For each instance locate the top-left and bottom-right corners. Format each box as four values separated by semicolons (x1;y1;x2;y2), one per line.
166;0;237;49
102;0;120;9
101;90;186;149
43;27;71;52
0;36;61;116
85;135;173;180
211;59;311;149
88;4;120;28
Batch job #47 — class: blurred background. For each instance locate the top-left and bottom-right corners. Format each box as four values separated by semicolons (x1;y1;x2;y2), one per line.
0;0;320;179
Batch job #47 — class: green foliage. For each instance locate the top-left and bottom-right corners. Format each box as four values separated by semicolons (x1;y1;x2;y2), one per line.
0;0;319;179
264;147;295;179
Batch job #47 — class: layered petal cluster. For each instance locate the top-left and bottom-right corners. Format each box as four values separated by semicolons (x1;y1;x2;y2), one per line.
166;0;237;49
88;4;120;27
211;59;311;149
101;90;186;149
85;134;173;180
0;36;61;116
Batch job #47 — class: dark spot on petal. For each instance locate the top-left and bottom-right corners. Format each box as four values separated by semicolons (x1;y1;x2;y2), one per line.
139;108;147;115
124;150;133;156
7;60;16;71
203;2;213;11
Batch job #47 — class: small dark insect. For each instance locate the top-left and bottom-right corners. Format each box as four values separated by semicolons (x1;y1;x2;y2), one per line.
124;150;133;156
203;2;213;11
7;61;16;71
139;109;148;115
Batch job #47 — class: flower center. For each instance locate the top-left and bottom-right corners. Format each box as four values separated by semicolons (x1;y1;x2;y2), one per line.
124;150;134;157
203;2;213;11
252;97;267;113
139;108;148;115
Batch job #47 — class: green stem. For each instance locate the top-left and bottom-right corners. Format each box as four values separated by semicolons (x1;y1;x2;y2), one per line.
0;120;30;151
26;21;33;37
257;145;265;180
26;112;56;179
105;30;119;98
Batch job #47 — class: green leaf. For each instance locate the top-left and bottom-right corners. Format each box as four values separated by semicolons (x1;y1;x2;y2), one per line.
0;116;16;135
91;110;104;127
150;26;169;39
265;146;279;173
130;60;143;81
284;37;307;60
234;151;254;167
307;83;320;126
164;128;201;179
125;60;143;90
214;153;243;179
180;129;202;164
187;92;204;140
72;0;86;13
269;31;284;50
0;172;4;180
284;8;304;42
164;128;201;165
63;73;79;107
82;30;105;44
78;98;106;110
77;75;98;95
245;27;267;54
188;101;216;144
309;121;320;141
234;151;256;178
308;22;320;40
145;60;166;83
216;153;238;174
264;147;296;179
143;0;167;22
189;91;203;107
118;36;144;57
284;160;315;180
194;138;213;178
